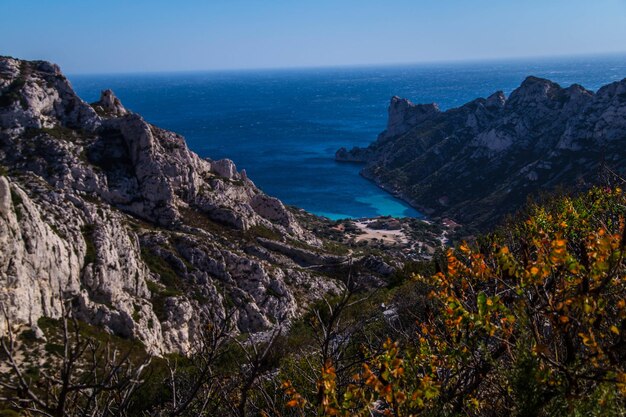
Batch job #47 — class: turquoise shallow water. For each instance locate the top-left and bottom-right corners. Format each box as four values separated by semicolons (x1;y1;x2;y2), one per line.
69;54;626;220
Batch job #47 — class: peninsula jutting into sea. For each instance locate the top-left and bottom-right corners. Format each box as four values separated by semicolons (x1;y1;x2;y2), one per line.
68;54;626;220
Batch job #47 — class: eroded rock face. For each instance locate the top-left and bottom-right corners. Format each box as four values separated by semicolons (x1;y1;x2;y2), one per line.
251;194;292;227
383;97;440;141
0;58;99;134
0;57;352;354
92;89;127;117
336;75;626;230
210;158;238;179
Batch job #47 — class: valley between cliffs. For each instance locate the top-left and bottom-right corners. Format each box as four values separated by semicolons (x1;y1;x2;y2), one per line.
0;57;443;355
3;56;626;417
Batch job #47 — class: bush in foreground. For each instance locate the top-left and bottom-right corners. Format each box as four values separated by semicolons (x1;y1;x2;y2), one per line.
283;187;626;416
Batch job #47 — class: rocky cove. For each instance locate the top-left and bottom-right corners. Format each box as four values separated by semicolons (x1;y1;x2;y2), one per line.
3;54;626;417
0;57;448;356
4;54;626;358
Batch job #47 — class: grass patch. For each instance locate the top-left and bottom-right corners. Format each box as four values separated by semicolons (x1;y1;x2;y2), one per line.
0;77;26;109
9;188;22;206
9;188;23;221
248;224;283;241
44;342;65;356
81;224;97;265
132;305;141;322
140;247;181;291
18;329;38;342
322;240;350;256
48;222;63;238
145;280;160;294
23;125;76;141
40;125;76;140
265;286;283;299
37;316;146;360
141;247;184;322
150;292;176;322
387;259;437;288
180;206;226;234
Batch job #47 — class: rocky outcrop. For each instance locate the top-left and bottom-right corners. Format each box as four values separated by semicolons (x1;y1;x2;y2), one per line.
92;89;127;117
210;158;238;179
336;76;626;230
0;59;99;133
336;97;440;162
1;57;375;354
383;96;440;141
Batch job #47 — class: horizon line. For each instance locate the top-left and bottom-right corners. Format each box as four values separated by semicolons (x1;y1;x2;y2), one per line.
61;50;626;78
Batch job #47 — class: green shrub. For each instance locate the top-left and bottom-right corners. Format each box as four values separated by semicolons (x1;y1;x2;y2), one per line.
248;224;283;241
81;224;97;265
0;78;26;109
9;188;23;221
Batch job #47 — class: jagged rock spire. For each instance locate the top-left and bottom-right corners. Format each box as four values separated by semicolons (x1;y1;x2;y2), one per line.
94;89;127;116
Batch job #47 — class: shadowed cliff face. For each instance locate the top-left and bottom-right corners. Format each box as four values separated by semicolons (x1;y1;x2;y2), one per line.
0;57;402;355
336;75;626;230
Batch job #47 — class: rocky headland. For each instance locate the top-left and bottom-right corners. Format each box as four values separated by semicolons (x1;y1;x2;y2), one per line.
0;57;428;355
336;76;626;230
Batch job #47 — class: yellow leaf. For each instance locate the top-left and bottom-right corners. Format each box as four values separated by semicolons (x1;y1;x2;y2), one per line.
460;242;471;254
610;325;620;335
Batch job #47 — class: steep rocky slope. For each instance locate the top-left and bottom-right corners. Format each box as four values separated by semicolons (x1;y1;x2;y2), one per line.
336;76;626;230
0;57;397;355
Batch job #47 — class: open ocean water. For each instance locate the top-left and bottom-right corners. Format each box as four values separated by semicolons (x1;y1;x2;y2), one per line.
70;54;626;220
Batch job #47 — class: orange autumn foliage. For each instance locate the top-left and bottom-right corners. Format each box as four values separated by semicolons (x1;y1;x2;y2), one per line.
282;187;626;416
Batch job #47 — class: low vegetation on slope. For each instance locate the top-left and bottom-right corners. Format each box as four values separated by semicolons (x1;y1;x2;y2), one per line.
337;77;626;231
2;57;625;416
3;186;626;416
282;186;626;416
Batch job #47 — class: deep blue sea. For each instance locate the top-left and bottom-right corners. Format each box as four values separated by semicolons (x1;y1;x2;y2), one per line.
69;54;626;220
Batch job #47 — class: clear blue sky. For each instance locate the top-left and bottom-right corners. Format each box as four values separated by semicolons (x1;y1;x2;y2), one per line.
2;0;626;74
